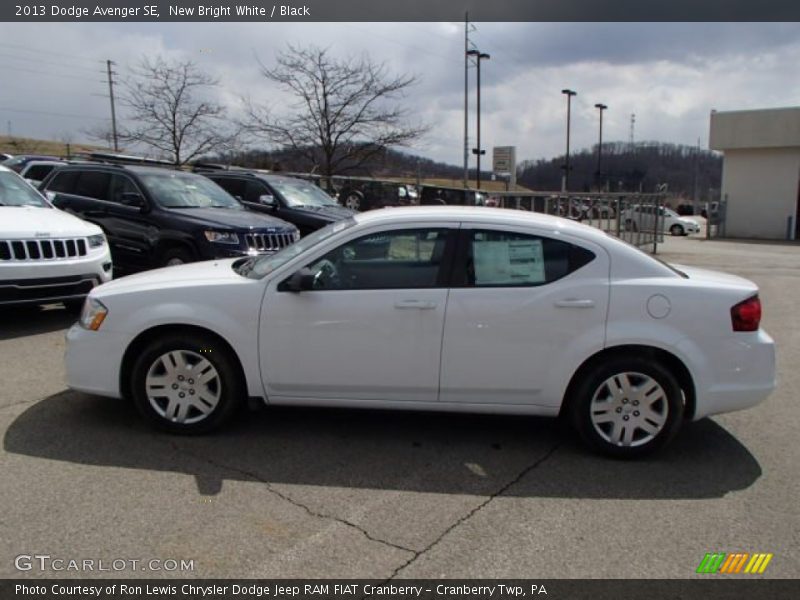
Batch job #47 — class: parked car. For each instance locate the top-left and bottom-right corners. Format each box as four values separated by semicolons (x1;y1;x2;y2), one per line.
622;204;701;236
19;159;64;187
64;206;775;458
1;154;61;173
0;153;13;161
337;179;417;211
201;170;356;236
39;163;299;272
0;165;112;309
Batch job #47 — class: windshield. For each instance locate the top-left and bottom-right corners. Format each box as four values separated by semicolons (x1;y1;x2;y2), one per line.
0;171;50;207
139;172;243;209
235;217;357;279
270;179;338;208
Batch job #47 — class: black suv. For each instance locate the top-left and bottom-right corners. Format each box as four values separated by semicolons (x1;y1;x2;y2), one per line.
201;171;356;236
39;164;299;272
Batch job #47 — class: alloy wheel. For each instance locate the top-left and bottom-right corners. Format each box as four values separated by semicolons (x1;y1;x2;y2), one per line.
145;349;221;424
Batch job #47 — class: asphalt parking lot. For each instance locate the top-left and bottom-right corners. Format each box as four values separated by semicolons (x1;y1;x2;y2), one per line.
1;234;798;579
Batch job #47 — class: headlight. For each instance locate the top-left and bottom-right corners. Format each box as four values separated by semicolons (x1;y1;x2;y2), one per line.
204;230;239;244
79;297;108;331
87;234;106;248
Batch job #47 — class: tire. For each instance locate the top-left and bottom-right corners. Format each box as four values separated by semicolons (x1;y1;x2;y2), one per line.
569;356;684;458
670;224;685;236
343;191;363;211
129;332;244;434
161;246;195;267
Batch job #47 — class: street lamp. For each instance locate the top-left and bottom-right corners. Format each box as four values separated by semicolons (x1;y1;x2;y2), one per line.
468;49;490;190
594;103;607;190
561;89;577;192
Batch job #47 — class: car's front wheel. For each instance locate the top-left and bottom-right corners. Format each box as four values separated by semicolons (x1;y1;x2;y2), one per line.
130;333;244;433
670;224;685;236
570;357;684;458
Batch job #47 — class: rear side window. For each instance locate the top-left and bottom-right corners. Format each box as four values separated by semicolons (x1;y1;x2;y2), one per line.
460;230;595;287
212;177;246;199
46;170;79;193
74;171;111;201
24;165;56;180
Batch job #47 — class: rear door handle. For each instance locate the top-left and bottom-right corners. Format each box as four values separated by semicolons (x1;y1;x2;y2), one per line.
554;299;595;308
394;300;437;310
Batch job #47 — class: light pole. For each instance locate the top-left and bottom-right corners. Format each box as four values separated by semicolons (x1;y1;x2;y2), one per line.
594;103;607;190
561;89;576;192
468;49;490;191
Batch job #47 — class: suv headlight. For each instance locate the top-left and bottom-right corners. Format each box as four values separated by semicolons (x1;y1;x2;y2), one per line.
79;297;108;331
204;230;239;244
87;234;106;248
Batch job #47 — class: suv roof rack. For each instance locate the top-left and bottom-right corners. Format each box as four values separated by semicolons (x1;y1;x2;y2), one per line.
76;152;177;168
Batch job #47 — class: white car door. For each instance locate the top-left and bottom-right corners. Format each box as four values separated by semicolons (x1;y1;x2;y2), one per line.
260;225;456;403
439;225;610;407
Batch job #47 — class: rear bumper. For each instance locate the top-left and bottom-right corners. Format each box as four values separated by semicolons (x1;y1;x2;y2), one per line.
690;329;777;420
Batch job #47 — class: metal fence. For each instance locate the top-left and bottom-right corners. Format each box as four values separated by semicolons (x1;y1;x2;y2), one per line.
489;191;667;252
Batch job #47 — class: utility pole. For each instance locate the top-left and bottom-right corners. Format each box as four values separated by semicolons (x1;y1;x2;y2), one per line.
629;113;636;149
561;89;576;192
468;49;490;191
106;59;119;152
463;12;469;189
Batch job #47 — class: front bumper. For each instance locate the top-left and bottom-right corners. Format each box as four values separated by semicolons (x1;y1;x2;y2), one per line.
65;323;128;398
0;250;112;305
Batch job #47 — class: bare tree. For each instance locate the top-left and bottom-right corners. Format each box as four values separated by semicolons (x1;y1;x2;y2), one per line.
244;45;427;178
119;56;237;165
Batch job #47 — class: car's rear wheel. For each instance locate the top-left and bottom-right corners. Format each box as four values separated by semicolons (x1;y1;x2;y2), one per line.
129;333;244;434
343;191;363;211
570;357;684;458
670;224;685;236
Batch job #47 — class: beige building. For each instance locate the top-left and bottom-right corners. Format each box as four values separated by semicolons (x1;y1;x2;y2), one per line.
709;107;800;239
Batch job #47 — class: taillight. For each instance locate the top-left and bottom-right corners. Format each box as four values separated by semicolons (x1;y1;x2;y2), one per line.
731;295;761;332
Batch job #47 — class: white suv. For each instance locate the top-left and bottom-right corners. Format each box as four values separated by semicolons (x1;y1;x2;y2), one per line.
0;165;112;308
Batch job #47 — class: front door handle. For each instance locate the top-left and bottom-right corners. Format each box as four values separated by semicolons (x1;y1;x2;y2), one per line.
554;298;595;308
394;300;437;310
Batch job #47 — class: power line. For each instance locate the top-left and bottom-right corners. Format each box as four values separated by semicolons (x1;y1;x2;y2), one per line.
0;106;107;120
0;41;102;64
0;51;103;74
0;64;103;83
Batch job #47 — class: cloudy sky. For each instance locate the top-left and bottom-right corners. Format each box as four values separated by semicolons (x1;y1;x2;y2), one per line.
1;22;799;167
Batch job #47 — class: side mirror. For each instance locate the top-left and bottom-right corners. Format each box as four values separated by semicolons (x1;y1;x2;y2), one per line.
121;192;146;209
280;268;315;292
259;194;276;207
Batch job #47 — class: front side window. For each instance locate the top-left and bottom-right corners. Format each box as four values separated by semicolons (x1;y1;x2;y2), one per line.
462;230;595;287
109;174;142;204
46;170;79;193
303;228;450;290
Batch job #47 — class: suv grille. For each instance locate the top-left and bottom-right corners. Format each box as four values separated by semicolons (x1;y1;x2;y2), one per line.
0;238;88;261
245;232;295;253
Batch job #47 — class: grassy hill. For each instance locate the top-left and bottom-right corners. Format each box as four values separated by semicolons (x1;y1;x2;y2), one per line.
0;135;109;158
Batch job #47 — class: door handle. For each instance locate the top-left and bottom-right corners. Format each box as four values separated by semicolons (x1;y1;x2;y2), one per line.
394;300;437;310
554;298;595;308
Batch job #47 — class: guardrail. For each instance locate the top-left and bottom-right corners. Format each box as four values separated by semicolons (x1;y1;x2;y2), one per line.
488;191;667;252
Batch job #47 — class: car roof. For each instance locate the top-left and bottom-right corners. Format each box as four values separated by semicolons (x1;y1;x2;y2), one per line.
352;206;611;242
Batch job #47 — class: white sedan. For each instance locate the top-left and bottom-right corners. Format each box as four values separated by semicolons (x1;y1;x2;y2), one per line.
66;207;776;457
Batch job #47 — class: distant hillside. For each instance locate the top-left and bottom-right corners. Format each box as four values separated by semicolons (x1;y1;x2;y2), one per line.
518;141;721;200
0;135;108;158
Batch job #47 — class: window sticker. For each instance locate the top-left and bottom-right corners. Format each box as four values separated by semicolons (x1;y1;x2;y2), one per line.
473;239;545;285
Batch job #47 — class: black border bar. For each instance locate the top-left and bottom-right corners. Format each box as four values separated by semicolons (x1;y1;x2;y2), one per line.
3;1;800;22
3;579;799;600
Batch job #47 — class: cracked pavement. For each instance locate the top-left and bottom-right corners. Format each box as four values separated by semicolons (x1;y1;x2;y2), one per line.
1;236;799;578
